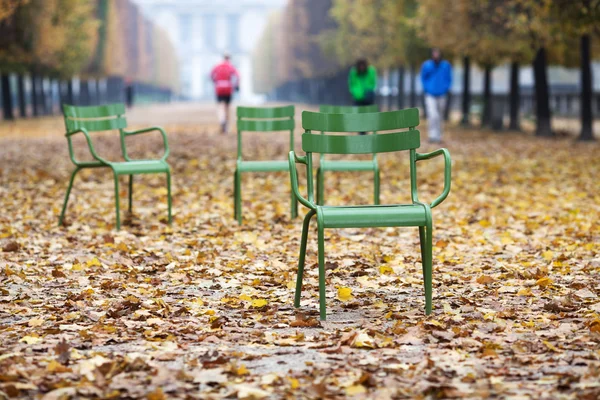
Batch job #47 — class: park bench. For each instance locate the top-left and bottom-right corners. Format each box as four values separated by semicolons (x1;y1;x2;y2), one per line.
234;105;298;224
289;108;451;320
317;104;380;205
59;103;172;230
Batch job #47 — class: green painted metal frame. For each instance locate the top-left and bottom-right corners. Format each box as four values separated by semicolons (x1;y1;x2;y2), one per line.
59;103;172;230
234;105;298;224
289;108;451;320
317;104;380;205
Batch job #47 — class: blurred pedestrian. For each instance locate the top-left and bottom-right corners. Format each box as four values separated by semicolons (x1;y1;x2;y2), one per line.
420;48;452;143
349;58;377;106
211;54;239;134
348;58;377;134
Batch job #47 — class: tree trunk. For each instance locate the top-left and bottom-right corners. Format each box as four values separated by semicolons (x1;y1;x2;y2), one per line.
31;73;39;116
444;91;452;121
481;66;492;127
409;65;416;108
461;56;471;126
17;74;26;117
509;61;520;130
533;48;553;137
80;80;90;106
397;66;405;109
579;34;594;141
1;74;15;120
40;78;48;115
64;79;74;105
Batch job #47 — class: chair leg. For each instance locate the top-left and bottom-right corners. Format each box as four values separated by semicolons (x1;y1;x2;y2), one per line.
317;218;327;320
374;167;380;205
294;209;316;308
58;167;80;226
113;172;121;230
419;225;433;315
128;174;133;213
234;169;242;225
290;187;298;220
166;171;172;224
317;167;324;205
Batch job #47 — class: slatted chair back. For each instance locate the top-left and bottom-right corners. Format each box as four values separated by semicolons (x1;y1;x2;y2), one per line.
63;104;127;132
236;105;295;160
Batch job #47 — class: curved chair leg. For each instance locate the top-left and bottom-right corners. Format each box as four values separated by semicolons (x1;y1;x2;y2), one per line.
317;217;327;320
374;167;380;205
234;169;242;225
166;171;172;224
128;174;133;213
419;224;433;315
290;188;298;219
317;167;324;205
58;167;81;226
113;172;121;230
294;209;316;308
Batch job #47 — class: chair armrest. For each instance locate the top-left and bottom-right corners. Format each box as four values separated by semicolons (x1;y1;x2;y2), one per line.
121;126;169;161
416;148;451;208
65;128;110;165
289;151;316;210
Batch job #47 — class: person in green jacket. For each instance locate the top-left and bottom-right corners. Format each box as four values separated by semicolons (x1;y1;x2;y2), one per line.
348;58;377;106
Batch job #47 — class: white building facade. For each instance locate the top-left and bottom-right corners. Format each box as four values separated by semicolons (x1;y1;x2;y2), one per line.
134;0;284;101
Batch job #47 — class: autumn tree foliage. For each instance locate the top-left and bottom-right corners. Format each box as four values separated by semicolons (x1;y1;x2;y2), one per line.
0;0;179;115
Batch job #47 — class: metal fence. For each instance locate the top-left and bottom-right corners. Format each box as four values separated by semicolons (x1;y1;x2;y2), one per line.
0;74;173;120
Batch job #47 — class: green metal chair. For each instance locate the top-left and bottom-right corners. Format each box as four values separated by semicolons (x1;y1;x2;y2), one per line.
317;104;380;205
289;108;451;320
59;103;172;230
234;105;298;224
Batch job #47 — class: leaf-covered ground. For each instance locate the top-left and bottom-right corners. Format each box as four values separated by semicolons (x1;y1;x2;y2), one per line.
1;104;599;399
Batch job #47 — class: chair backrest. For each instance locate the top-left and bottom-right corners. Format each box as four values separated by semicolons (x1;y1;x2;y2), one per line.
302;108;420;154
236;105;295;160
319;104;379;114
236;105;295;132
63;104;127;132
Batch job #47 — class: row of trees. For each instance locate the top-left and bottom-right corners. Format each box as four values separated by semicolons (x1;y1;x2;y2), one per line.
254;0;599;141
0;0;179;119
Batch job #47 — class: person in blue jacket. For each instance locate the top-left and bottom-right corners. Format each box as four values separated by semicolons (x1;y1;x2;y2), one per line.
420;48;452;143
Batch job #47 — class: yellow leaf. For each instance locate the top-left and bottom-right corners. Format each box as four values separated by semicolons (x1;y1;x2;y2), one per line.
479;220;491;227
288;377;299;389
239;294;252;301
251;299;268;308
379;265;394;274
19;335;42;345
286;281;295;290
542;250;554;261
47;360;71;373
117;243;129;252
536;277;553;287
86;257;101;267
346;385;367;395
352;331;375;349
543;340;560;352
517;288;533;296
191;298;204;306
337;287;353;302
236;364;249;376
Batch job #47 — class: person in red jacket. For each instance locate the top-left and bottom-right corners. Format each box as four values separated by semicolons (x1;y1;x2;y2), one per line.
211;54;240;134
